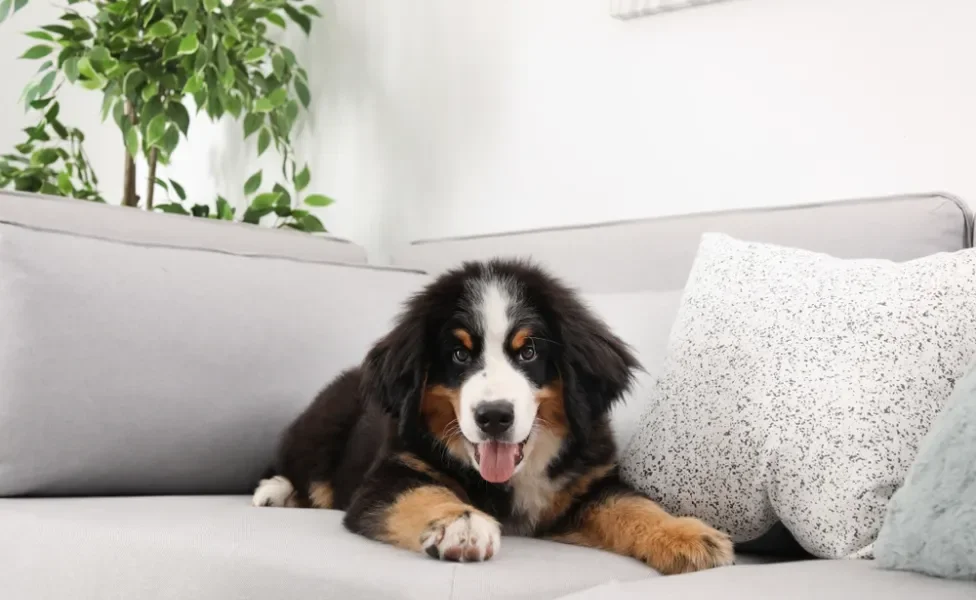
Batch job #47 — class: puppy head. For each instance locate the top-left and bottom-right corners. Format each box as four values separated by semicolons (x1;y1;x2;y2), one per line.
361;259;639;483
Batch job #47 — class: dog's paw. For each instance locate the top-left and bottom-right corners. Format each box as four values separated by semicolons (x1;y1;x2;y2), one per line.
648;517;734;575
420;510;501;562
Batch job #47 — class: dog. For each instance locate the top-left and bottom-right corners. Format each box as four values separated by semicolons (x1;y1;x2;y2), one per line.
252;259;734;574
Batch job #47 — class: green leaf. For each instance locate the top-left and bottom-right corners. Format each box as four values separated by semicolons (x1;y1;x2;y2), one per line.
203;0;217;12
294;78;310;108
170;179;186;200
123;123;139;158
63;57;80;82
183;72;204;94
35;71;56;99
21;45;54;60
223;92;242;118
154;178;169;192
162;37;181;62
57;172;73;195
77;56;97;79
142;81;159;102
272;183;291;207
31;148;59;166
44;102;61;123
284;5;312;34
40;24;73;37
216;196;234;220
254;97;273;113
147;19;177;39
266;12;286;28
26;31;55;42
298;213;326;232
243;113;262;139
301;5;322;17
104;2;127;15
304;194;334;207
256;128;270;155
123;69;146;98
177;34;198;56
294;164;310;191
166;103;190;136
243;170;262;195
191;204;209;217
242;47;266;63
0;0;11;23
146;114;167;147
29;97;53;109
241;205;273;224
272;54;286;79
155;203;189;215
161;124;179;155
251;192;279;210
267;87;288;107
100;92;115;122
192;43;210;72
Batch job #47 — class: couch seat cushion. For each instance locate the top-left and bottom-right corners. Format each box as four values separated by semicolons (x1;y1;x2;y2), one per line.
0;496;659;600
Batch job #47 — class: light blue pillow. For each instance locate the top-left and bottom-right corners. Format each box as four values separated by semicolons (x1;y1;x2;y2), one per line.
875;362;976;580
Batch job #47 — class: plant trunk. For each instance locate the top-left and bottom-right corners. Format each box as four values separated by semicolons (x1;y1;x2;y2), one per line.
121;100;138;207
145;148;158;210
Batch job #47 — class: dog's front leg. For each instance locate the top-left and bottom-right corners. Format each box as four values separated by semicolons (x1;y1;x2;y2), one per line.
550;482;734;575
343;453;501;562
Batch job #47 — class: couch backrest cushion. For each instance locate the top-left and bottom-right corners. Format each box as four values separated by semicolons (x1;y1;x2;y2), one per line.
1;192;368;264
392;192;973;293
0;196;426;496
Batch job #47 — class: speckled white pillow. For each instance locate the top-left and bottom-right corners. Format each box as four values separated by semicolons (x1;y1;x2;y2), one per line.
620;233;976;559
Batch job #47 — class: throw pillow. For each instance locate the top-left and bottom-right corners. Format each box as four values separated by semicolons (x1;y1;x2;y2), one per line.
874;360;976;580
620;233;976;558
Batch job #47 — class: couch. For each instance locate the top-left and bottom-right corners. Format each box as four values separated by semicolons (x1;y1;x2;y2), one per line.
1;190;974;599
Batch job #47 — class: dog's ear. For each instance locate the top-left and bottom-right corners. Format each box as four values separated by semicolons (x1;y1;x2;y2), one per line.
360;316;426;421
554;295;640;442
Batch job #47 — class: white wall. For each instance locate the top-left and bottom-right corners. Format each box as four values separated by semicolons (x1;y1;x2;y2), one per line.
348;0;976;262
3;0;975;263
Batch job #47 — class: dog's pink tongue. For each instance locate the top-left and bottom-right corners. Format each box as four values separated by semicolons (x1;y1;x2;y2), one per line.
478;441;518;483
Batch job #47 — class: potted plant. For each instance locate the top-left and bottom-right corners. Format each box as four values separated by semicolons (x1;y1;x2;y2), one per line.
0;0;333;233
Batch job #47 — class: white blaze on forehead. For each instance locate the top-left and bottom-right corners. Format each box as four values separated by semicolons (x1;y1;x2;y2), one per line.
458;278;538;447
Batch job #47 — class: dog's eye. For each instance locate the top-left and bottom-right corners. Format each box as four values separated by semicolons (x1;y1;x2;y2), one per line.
453;348;471;365
518;345;536;362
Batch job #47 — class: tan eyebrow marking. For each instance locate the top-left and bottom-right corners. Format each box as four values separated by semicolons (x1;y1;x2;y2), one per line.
511;328;531;351
453;329;473;350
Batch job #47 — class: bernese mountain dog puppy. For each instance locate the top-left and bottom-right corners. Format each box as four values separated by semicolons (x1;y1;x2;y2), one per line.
252;259;733;574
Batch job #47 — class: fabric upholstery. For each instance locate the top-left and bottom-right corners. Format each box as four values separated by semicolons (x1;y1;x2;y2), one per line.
0;496;657;600
621;234;976;558
0;220;427;496
391;193;973;293
558;557;976;600
875;361;976;580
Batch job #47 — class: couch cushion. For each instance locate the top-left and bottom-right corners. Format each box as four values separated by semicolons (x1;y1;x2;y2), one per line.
0;496;659;600
558;558;976;600
0;192;368;264
392;192;973;293
0;214;427;496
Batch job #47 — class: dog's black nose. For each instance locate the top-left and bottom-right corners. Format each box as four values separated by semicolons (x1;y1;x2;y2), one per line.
474;401;515;438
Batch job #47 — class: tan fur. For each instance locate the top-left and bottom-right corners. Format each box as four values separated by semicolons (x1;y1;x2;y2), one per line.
452;329;473;350
552;496;734;575
308;482;334;509
511;328;531;350
420;384;467;462
535;382;569;438
381;486;488;551
540;464;615;525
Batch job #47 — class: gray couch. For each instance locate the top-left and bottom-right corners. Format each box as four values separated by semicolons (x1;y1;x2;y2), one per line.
1;191;974;599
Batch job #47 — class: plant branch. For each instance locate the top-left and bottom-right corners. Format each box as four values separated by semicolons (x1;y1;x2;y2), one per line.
145;147;158;210
121;100;138;207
